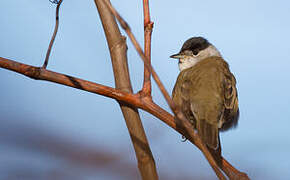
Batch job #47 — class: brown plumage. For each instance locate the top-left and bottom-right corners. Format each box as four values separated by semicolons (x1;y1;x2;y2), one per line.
172;56;239;165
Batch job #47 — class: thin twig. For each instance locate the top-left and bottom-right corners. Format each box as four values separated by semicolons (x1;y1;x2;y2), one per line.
141;0;154;96
43;0;63;69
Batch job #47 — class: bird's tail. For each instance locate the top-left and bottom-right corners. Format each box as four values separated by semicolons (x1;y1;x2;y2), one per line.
197;119;222;166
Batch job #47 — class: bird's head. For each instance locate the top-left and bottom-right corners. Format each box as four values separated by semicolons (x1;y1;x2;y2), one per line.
170;37;221;71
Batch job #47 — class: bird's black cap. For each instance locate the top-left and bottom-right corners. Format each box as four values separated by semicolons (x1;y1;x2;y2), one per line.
180;37;211;54
170;37;211;58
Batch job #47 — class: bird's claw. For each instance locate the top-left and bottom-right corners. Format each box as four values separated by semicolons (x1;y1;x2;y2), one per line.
181;135;188;142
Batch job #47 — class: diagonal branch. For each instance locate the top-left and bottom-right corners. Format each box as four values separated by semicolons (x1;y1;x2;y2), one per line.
0;56;249;179
0;57;134;102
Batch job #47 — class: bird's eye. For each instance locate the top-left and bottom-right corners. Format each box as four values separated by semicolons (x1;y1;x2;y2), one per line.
192;50;199;56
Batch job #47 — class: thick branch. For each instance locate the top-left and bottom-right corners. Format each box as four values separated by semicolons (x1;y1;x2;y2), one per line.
93;0;158;179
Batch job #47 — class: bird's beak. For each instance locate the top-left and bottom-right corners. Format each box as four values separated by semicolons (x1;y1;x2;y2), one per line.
170;53;184;59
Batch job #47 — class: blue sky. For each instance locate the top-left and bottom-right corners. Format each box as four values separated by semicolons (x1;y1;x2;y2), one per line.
1;0;290;179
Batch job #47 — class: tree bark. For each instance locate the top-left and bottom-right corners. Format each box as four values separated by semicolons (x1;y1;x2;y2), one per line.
93;0;158;179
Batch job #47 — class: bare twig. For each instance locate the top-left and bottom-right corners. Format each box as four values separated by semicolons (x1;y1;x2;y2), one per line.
43;0;63;69
141;0;154;96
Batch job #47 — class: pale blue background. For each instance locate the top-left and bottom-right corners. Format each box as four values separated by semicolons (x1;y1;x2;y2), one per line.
1;0;290;179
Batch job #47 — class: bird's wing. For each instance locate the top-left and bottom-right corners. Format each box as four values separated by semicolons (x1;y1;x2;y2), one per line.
172;72;196;126
221;69;239;131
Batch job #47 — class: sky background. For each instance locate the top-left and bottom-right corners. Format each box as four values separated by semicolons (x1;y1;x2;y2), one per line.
1;0;290;179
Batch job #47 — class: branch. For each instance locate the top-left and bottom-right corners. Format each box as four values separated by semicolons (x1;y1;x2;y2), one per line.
43;0;63;69
0;56;249;179
93;0;158;179
141;0;154;96
99;0;226;179
0;57;134;102
0;1;249;179
100;0;175;113
99;1;250;179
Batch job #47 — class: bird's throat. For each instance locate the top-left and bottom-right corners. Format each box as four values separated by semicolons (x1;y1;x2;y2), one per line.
178;57;199;71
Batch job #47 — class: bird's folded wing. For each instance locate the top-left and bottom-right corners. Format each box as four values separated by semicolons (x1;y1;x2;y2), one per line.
221;70;239;131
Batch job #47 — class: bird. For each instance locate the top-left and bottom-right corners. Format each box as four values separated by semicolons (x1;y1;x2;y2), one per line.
171;37;239;165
